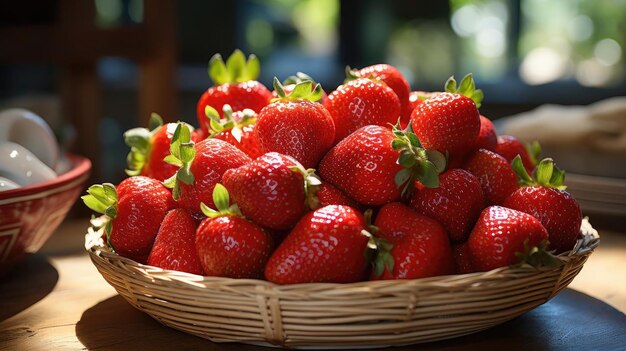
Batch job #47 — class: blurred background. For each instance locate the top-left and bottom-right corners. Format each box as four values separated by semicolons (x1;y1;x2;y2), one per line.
1;0;625;184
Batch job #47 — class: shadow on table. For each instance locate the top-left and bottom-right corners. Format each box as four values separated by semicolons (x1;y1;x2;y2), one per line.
75;289;626;351
0;254;59;322
76;295;242;350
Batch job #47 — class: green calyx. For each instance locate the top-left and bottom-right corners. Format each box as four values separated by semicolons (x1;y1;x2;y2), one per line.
209;49;260;85
205;104;256;142
392;122;447;197
162;122;196;200
444;73;484;109
512;156;567;190
525;140;542;168
272;77;324;103
81;183;118;236
283;72;318;86
200;183;242;218
124;113;164;176
514;240;563;269
360;214;394;278
287;156;323;210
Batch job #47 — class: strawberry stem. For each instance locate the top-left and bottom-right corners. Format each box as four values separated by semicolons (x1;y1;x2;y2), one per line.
514;239;563;268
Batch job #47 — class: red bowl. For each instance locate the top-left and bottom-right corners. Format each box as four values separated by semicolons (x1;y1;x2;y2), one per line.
0;154;91;274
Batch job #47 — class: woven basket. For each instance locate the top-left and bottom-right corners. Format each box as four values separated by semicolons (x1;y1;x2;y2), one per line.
85;219;599;349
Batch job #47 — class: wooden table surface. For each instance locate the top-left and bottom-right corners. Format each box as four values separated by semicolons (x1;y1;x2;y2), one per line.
1;218;625;351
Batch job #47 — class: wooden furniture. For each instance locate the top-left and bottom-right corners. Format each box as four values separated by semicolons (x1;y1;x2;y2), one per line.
0;219;624;349
0;0;177;180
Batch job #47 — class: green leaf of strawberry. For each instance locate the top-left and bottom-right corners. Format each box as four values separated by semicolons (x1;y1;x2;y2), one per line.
124;113;166;176
391;122;446;197
208;49;261;85
444;73;483;108
514;240;563;268
200;183;242;218
81;183;118;236
163;123;196;200
272;77;324;103
287;156;323;210
512;156;567;190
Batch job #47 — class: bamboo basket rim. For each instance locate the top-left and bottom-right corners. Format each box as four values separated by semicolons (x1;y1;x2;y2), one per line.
85;217;600;291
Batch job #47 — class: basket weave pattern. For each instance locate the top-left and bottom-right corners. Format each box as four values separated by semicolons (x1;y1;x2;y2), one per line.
86;219;599;348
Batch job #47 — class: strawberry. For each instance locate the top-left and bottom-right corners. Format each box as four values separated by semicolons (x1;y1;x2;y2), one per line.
410;74;482;159
82;176;175;262
504;157;582;253
409;169;485;243
124;113;199;182
163;123;251;215
222;152;320;230
271;72;328;103
371;202;455;280
452;242;474;274
265;205;371;284
474;115;497;152
464;149;519;205
195;184;273;278
323;77;401;144
350;64;411;127
196;50;272;130
203;104;262;158
319;124;446;206
314;181;360;209
407;91;438;118
467;206;551;271
147;208;204;275
495;135;538;174
255;79;335;168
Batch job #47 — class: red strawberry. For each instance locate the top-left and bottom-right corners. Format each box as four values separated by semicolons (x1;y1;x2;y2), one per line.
196;50;272;130
351;64;411;127
147;208;204;275
371;202;455;280
474;115;497;152
504;157;582;253
452;242;474;274
255;79;335;168
163;123;251;215
124;114;200;182
408;91;439;118
222;152;320;230
411;74;482;159
467;206;550;271
495;135;536;173
409;169;485;243
265;205;371;284
195;184;273;278
324;78;401;144
319;124;447;205
464;149;519;205
203;104;262;158
314;181;360;209
271;72;328;103
82;176;175;263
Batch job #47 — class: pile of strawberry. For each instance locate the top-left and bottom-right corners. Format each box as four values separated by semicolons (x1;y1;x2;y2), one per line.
83;50;583;284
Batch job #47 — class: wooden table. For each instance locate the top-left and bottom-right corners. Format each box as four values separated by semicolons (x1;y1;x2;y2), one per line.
1;219;625;350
